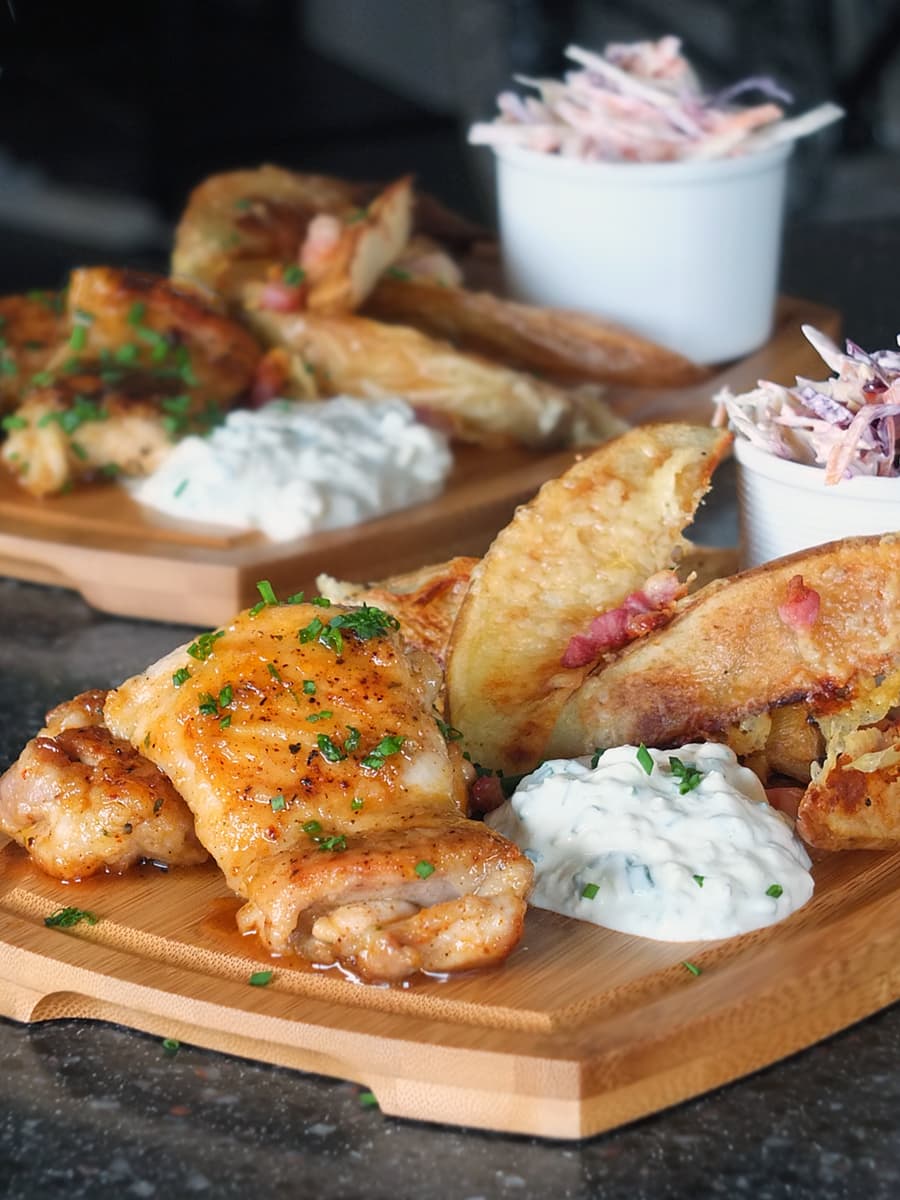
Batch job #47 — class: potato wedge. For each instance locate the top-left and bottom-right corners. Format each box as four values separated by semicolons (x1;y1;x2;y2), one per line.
549;533;900;758
241;298;624;449
366;276;709;389
304;176;413;314
444;424;732;772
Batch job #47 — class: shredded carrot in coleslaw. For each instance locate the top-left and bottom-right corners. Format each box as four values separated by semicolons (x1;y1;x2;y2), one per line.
469;37;841;163
714;325;900;484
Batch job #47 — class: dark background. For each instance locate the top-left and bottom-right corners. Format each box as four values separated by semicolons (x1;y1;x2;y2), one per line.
1;0;899;292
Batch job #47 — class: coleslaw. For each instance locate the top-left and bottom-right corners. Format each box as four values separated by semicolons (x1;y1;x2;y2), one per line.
714;325;900;483
469;37;842;163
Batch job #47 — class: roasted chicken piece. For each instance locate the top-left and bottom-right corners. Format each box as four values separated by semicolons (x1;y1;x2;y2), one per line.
1;268;262;496
104;599;533;982
0;291;66;414
0;690;207;879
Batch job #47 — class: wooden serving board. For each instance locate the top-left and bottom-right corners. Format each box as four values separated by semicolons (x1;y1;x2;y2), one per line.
1;838;899;1139
0;296;839;625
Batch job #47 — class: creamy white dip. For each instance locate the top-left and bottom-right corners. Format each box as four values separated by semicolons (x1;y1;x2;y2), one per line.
128;397;453;541
486;742;813;941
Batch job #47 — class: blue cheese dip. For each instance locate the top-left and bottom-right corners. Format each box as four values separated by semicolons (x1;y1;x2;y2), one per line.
127;396;452;541
485;742;813;941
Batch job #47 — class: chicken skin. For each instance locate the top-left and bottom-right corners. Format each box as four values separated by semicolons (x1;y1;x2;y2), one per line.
1;267;262;496
0;690;207;879
104;599;533;981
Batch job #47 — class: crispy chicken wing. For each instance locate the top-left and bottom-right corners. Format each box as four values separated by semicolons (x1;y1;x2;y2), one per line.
0;690;207;879
103;601;532;981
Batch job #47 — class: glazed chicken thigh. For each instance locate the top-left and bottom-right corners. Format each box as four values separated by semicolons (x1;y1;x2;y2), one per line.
0;690;207;878
104;599;533;981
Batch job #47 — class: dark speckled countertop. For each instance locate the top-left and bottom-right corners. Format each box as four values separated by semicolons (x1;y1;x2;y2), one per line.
2;218;900;1199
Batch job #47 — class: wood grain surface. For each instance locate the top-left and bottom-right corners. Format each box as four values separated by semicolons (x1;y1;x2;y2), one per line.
0;835;897;1139
0;297;839;625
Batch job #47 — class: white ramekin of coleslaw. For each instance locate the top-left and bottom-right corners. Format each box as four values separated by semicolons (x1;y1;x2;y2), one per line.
469;37;842;365
715;325;900;566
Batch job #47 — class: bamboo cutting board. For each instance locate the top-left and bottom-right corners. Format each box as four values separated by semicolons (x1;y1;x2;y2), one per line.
0;297;839;625
0;837;899;1139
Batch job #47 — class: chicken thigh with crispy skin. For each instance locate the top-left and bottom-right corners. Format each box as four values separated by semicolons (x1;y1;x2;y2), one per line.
104;600;533;982
0;690;207;879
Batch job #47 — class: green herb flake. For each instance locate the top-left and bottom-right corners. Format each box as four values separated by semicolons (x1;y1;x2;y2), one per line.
302;820;322;835
682;960;702;977
187;629;225;661
693;874;705;887
766;883;784;899
127;301;146;326
328;605;400;642
30;370;55;387
1;414;27;431
306;710;333;723
256;579;278;606
387;267;411;280
299;616;324;644
415;860;435;879
302;680;316;694
270;794;286;813
219;715;232;729
249;970;274;987
68;324;88;352
282;264;305;286
161;1037;180;1054
311;595;331;608
351;797;364;812
44;906;99;929
358;1089;379;1108
590;748;605;769
435;717;462;741
286;591;306;605
172;667;191;687
317;834;347;852
267;662;281;682
669;756;704;794
361;734;405;772
317;733;347;762
198;693;219;717
234;197;252;211
173;478;189;499
344;726;361;753
636;743;654;775
218;685;233;707
581;882;600;900
114;342;139;364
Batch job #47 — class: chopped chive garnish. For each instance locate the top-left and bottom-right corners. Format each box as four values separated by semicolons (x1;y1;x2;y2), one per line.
306;710;333;722
256;579;278;606
1;414;27;431
317;834;347;852
267;662;281;681
351;797;364;812
219;715;232;729
198;693;219;716
302;680;316;694
249;600;266;617
187;629;225;661
172;667;191;687
31;370;54;386
415;860;435;879
234;197;251;211
317;733;346;762
173;478;189;498
161;1037;180;1054
299;616;324;644
282;264;305;286
302;820;322;835
249;970;273;987
636;743;654;775
344;726;361;753
682;961;702;977
581;882;600;900
358;1090;378;1108
386;267;411;280
270;794;286;812
218;685;233;707
693;874;705;887
361;735;405;772
766;883;783;898
669;756;704;794
434;717;462;741
127;301;146;326
590;748;605;769
311;595;331;607
69;324;87;352
286;591;306;604
44;906;98;928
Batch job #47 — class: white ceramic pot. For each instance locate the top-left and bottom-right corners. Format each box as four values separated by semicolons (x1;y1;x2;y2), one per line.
494;142;793;365
734;437;900;567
